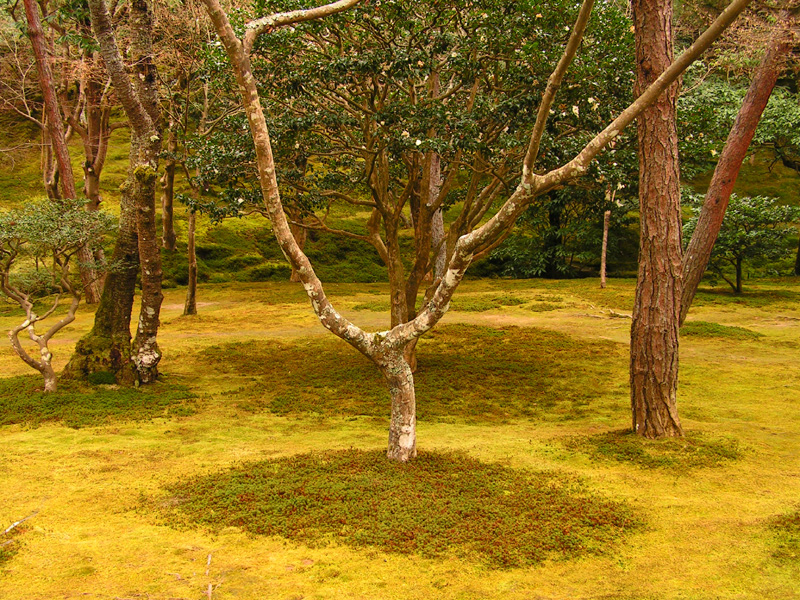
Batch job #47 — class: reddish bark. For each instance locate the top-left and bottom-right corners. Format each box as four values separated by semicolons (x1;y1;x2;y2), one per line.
23;0;101;303
630;0;684;438
680;20;793;324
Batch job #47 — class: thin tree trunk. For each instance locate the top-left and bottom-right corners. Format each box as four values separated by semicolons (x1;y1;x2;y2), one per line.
288;217;307;282
161;126;178;251
680;19;792;324
184;209;198;315
735;255;743;294
23;0;101;304
600;209;611;288
630;0;683;439
794;236;800;276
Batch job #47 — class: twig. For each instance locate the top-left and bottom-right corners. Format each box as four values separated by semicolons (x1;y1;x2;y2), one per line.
3;510;38;535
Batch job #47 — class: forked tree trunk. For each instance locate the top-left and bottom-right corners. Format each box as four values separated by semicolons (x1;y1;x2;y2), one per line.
630;0;683;439
64;179;139;384
68;0;163;384
679;20;792;324
184;209;198;315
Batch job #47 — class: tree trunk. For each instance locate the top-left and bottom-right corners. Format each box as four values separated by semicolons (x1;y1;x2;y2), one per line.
23;0;101;304
680;20;792;324
735;255;743;294
161;127;178;251
288;217;307;282
794;236;800;276
629;0;683;439
184;209;198;315
600;208;611;288
63;178;139;384
378;352;417;462
69;0;164;384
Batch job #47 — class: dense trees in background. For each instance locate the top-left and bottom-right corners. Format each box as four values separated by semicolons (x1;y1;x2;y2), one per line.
3;0;798;457
200;0;751;459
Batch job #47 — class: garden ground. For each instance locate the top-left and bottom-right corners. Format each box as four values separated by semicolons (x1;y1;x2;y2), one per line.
1;277;799;599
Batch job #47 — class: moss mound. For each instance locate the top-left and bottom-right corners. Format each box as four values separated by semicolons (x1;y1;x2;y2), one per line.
563;430;741;470
770;509;800;562
159;449;641;568
682;321;763;340
0;375;196;428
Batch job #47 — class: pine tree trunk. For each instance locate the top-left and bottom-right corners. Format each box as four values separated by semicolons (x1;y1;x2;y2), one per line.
630;0;683;439
184;210;198;315
680;21;792;324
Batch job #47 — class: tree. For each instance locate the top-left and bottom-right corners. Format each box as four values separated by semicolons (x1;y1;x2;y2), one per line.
21;0;102;303
65;0;164;384
629;0;684;439
200;0;752;461
0;199;113;392
683;193;800;293
680;10;796;324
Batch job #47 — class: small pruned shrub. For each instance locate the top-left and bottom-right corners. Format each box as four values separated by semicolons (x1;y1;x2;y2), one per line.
681;321;763;340
157;449;642;568
769;509;800;562
563;430;741;470
0;375;196;428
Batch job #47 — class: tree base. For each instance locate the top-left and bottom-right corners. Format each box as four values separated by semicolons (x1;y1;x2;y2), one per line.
62;334;137;385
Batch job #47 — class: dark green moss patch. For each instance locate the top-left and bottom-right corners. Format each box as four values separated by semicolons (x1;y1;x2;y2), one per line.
199;325;625;422
158;449;641;568
0;375;196;428
770;509;800;562
563;430;741;470
681;321;763;340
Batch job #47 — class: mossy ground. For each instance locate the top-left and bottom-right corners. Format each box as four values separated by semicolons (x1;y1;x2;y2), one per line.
158;449;641;569
1;277;800;599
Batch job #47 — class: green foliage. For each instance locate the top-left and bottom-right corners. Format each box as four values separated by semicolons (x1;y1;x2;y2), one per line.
158;449;641;568
0;198;115;295
199;325;624;421
563;430;742;470
0;375;196;428
683;193;800;292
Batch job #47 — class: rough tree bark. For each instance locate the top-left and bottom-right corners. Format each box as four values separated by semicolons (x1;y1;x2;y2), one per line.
67;0;163;383
680;17;794;324
23;0;101;304
200;0;751;460
629;0;684;438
